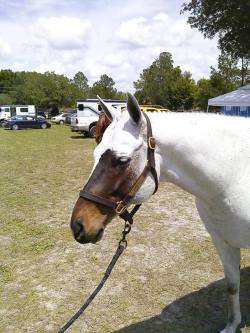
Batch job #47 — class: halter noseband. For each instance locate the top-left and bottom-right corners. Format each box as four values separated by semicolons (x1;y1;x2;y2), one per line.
79;113;158;223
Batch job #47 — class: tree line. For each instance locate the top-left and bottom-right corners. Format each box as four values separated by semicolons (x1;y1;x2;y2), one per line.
0;70;126;113
0;0;249;111
1;50;249;112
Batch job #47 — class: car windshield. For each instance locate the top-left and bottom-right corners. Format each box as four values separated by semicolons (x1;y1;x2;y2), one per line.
11;116;23;120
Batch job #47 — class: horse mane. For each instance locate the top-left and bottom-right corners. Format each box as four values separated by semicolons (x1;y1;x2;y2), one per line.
95;112;112;144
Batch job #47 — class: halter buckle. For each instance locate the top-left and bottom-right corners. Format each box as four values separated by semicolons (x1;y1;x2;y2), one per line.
115;201;127;215
148;136;156;150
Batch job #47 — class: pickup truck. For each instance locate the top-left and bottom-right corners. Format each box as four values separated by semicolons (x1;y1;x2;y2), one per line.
70;106;99;137
71;99;126;138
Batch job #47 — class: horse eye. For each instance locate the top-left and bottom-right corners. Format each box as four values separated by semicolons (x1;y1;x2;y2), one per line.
118;156;131;164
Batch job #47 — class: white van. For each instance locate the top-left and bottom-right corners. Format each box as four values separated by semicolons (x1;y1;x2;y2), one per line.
0;105;36;124
71;99;126;137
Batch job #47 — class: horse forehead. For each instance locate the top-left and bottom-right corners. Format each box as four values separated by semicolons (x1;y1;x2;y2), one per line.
94;121;140;161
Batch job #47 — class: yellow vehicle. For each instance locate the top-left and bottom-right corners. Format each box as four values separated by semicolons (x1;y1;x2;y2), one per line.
140;105;170;112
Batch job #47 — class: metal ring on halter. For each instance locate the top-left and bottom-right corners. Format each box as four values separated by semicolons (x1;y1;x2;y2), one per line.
148;137;156;150
115;201;127;215
118;239;128;248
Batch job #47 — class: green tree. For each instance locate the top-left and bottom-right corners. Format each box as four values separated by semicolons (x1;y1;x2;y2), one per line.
91;74;117;98
115;91;127;100
134;52;196;110
239;57;250;86
169;70;197;110
0;93;14;105
134;52;174;107
0;70;126;110
195;78;213;110
182;0;250;59
0;69;18;103
73;71;89;91
214;51;250;87
216;51;240;88
12;71;82;109
195;49;250;110
195;71;230;110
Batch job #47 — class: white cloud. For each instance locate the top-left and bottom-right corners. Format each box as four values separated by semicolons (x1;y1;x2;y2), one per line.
35;60;65;73
30;16;91;50
102;53;124;68
0;40;11;58
116;17;150;48
117;13;206;50
115;12;218;83
0;0;219;91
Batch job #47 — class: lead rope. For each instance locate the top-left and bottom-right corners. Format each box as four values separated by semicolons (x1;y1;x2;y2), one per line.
57;204;140;333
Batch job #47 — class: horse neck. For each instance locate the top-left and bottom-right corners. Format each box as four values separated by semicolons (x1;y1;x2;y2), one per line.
150;112;237;201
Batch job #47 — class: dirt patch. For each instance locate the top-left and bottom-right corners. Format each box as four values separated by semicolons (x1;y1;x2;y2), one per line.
1;127;250;333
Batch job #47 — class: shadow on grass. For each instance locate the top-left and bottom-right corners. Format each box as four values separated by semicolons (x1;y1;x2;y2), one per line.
70;135;86;139
113;267;250;333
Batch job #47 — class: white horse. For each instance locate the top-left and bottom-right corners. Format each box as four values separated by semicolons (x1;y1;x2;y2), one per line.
71;93;250;333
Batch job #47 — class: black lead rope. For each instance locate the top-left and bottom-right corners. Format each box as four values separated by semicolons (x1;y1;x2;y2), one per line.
57;243;125;333
57;204;141;333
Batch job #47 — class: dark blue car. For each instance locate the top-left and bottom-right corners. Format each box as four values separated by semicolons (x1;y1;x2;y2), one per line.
3;115;51;130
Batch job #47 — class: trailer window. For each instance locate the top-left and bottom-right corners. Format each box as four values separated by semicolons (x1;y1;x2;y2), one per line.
20;107;28;113
81;107;97;117
78;104;84;111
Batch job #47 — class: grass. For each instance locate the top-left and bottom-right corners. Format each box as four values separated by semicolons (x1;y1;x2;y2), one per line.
0;125;250;333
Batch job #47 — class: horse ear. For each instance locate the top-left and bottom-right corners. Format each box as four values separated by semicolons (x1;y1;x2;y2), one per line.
97;95;116;121
127;93;141;124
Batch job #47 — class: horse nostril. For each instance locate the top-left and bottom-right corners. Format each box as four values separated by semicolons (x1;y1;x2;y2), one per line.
71;219;84;238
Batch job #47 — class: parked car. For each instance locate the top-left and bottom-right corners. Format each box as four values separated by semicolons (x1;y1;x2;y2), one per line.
72;100;126;138
140;105;170;112
2;115;51;130
37;111;46;118
71;107;99;138
51;113;72;124
65;112;77;125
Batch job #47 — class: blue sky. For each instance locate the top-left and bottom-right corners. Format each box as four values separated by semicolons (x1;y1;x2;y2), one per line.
0;0;219;91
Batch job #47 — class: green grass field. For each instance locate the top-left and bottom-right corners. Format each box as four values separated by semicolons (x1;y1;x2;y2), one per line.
0;125;250;333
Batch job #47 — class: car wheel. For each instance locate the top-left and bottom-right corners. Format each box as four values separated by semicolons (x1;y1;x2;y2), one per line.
12;124;19;130
41;123;47;129
89;125;96;138
59;120;64;125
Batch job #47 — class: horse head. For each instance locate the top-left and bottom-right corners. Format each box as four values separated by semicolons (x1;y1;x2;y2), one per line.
70;94;158;244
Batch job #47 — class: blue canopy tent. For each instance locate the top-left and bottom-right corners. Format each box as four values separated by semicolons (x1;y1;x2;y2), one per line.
208;84;250;117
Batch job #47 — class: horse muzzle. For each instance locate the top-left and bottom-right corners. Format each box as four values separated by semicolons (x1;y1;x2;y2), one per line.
71;218;105;244
70;196;116;244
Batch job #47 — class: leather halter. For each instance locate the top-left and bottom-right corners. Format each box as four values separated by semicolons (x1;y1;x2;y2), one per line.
79;113;158;222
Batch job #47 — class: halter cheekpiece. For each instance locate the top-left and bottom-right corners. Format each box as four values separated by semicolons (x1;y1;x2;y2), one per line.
79;113;158;223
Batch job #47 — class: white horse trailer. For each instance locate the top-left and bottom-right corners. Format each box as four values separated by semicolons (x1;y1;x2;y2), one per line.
71;99;126;137
76;99;126;114
0;105;36;124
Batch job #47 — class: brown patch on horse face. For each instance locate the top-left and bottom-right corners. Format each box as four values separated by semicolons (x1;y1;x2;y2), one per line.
71;149;137;244
71;197;115;243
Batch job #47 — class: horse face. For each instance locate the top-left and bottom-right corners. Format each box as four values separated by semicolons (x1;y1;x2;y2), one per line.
71;94;157;244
